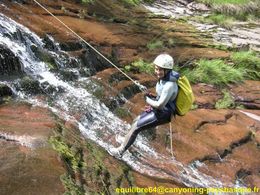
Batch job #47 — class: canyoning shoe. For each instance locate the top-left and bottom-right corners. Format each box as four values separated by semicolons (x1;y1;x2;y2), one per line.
108;147;124;159
115;134;124;144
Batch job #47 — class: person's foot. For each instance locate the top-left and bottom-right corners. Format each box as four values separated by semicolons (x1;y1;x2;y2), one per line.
115;134;124;144
108;147;124;158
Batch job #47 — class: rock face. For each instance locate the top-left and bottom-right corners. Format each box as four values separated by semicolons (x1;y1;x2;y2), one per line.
231;80;260;110
0;103;65;195
0;83;13;103
0;0;259;193
0;44;23;75
0;84;13;97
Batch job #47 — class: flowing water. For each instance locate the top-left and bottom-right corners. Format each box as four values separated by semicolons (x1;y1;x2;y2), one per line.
0;13;235;188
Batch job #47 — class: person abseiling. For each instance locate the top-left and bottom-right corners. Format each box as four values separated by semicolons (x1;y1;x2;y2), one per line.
109;53;179;158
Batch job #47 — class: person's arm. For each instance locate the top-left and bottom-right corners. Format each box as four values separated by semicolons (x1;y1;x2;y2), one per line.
145;82;176;110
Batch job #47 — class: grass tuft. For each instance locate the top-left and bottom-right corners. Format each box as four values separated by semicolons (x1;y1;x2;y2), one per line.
231;51;260;80
215;89;235;109
147;39;164;50
184;59;244;86
131;59;154;74
49;136;83;171
60;174;85;195
198;0;260;21
205;14;235;29
81;0;94;4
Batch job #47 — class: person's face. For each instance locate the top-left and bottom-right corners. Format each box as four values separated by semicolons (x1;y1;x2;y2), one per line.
154;65;165;79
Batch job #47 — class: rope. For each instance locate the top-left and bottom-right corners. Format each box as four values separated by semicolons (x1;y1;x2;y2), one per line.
32;0;147;92
169;121;173;157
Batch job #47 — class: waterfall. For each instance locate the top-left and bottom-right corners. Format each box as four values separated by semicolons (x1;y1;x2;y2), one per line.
0;13;233;188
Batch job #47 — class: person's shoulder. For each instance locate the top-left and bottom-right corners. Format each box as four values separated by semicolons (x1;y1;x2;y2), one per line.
164;80;177;88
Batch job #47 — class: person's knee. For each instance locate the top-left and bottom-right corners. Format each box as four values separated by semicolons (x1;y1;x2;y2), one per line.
137;112;157;127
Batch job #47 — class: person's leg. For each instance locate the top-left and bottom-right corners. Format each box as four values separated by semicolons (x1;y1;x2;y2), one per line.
117;116;140;154
118;110;162;154
109;108;172;158
108;116;141;158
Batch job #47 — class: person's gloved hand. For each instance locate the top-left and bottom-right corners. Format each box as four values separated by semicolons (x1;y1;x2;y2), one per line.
144;105;153;112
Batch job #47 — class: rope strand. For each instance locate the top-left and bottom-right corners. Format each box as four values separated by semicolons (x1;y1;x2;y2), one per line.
32;0;147;92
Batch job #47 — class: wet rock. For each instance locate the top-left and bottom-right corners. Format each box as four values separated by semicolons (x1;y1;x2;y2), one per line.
243;175;260;190
254;128;260;147
12;0;27;3
187;2;210;12
0;102;65;195
59;69;79;81
231;80;260;110
2;0;260;191
0;44;24;75
42;34;59;51
59;41;83;51
18;76;43;95
0;84;13;97
30;45;59;70
167;109;259;163
197;141;260;188
80;48;110;75
0;83;13;104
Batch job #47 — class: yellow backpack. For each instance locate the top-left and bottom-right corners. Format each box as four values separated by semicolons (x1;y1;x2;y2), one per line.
175;76;195;116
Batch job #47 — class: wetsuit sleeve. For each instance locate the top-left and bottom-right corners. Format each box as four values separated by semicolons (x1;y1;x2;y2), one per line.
146;82;176;109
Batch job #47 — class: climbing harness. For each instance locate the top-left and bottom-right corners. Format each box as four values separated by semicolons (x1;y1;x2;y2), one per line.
32;0;147;92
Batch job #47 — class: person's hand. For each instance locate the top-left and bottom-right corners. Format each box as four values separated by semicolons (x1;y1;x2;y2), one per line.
144;92;156;100
144;105;153;112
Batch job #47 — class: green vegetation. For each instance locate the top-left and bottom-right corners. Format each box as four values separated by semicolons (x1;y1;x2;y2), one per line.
231;51;260;80
198;0;251;5
49;122;136;194
211;44;230;51
125;59;154;74
114;107;131;118
183;59;244;86
92;87;105;99
143;0;156;3
194;14;235;29
147;39;164;50
196;0;259;22
215;89;235;109
191;104;198;110
83;79;105;99
19;76;42;95
179;50;259;87
120;0;155;6
30;45;58;70
60;174;85;195
123;65;132;72
61;6;68;14
81;0;94;4
49;136;83;171
132;59;154;74
121;0;141;6
78;9;88;19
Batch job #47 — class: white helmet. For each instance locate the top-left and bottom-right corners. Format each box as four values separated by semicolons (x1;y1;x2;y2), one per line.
153;54;174;69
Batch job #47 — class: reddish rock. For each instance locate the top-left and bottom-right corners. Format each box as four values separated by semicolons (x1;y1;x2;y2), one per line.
193;83;222;108
0;103;65;194
198;142;260;187
231;80;260;110
0;0;259;192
